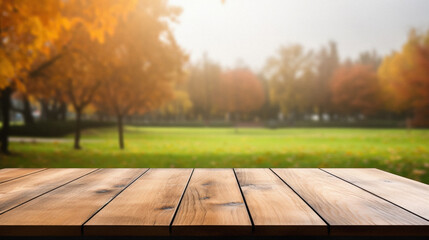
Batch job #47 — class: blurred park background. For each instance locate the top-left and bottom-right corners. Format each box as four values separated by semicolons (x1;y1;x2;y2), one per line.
1;0;429;183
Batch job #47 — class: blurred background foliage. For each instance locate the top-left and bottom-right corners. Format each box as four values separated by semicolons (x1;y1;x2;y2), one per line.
1;0;429;183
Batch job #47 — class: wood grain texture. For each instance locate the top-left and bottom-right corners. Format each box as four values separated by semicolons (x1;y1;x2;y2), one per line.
84;168;193;236
272;168;429;236
235;168;327;236
0;168;96;214
172;169;252;236
323;168;429;221
0;168;145;236
0;168;46;183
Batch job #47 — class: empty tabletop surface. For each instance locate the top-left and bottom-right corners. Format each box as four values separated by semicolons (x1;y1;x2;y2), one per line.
0;168;428;237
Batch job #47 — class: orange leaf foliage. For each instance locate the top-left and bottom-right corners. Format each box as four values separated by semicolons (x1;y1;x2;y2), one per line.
93;0;187;117
378;29;429;125
331;64;381;116
1;0;138;90
216;68;265;114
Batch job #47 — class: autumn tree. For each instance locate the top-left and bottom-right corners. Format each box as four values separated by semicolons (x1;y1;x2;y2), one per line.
314;41;339;119
378;29;429;126
94;0;187;149
253;73;280;120
0;0;68;153
331;64;381;117
31;0;138;150
215;68;265;121
264;44;316;120
37;32;107;149
186;55;222;122
1;0;138;153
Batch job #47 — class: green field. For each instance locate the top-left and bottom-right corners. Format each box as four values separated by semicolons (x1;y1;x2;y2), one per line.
2;127;429;183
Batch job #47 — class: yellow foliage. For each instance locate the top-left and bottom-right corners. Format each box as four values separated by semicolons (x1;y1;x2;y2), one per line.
379;30;426;110
93;1;187;117
378;29;429;124
0;51;15;88
1;0;138;90
160;90;193;115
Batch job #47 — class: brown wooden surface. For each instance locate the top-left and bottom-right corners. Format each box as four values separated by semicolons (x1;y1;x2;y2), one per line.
85;168;193;236
0;168;428;237
172;168;252;236
272;168;429;236
0;168;46;183
0;168;96;214
235;168;327;236
0;168;146;236
323;168;429;221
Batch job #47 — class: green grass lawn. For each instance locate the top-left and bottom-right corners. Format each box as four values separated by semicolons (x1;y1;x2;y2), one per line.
2;127;429;183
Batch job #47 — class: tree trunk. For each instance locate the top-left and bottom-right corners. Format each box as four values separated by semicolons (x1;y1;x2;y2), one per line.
117;114;125;149
59;102;67;121
1;87;12;154
40;99;67;122
74;110;82;150
40;99;49;121
22;95;34;125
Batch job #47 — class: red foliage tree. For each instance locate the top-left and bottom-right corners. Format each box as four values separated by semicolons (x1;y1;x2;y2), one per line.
331;64;381;117
215;68;265;120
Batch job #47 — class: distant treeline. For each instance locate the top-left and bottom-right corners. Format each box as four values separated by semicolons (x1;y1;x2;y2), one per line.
147;29;429;128
2;0;428;153
7;30;429;129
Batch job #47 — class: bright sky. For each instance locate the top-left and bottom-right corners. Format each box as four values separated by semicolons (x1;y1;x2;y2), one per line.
169;0;429;71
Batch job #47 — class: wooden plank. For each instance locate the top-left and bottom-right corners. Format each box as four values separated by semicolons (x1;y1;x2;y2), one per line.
84;168;193;236
172;168;252;236
323;168;429;221
0;168;46;183
0;168;96;214
235;168;327;236
272;168;429;236
0;168;146;236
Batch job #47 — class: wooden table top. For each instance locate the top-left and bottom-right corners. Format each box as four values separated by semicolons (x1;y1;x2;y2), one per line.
0;168;428;237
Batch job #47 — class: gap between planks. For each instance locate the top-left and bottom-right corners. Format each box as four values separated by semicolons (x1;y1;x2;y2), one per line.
80;168;151;235
0;168;48;184
171;169;252;236
0;169;146;236
233;168;255;231
0;168;100;216
272;168;429;236
269;168;331;234
235;168;327;236
83;168;194;236
168;168;195;233
320;168;429;222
